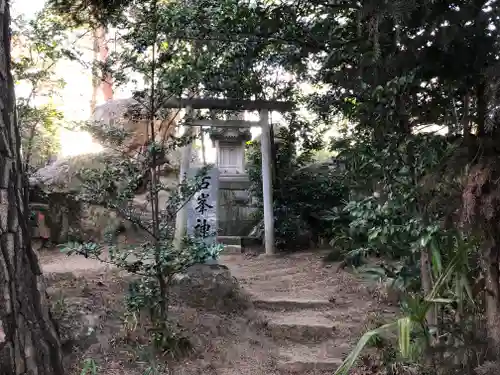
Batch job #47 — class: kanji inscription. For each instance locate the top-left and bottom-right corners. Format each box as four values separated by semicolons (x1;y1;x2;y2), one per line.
187;167;219;246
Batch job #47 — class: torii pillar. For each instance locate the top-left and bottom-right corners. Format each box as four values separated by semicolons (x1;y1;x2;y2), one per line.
259;109;275;255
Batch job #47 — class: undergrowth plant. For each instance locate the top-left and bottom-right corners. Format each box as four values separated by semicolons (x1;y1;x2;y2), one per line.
80;359;98;375
330;134;487;373
335;232;482;375
246;115;345;249
329;133;459;288
61;0;223;354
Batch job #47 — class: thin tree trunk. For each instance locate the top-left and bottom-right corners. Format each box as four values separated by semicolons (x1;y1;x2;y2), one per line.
462;92;470;142
148;0;167;322
90;25;112;114
96;25;113;101
421;248;437;327
483;236;500;355
477;81;486;137
0;1;64;374
90;27;99;114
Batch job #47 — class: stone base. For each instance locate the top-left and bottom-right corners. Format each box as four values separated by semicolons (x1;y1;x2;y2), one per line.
217;236;242;246
221;245;243;255
219;174;250;190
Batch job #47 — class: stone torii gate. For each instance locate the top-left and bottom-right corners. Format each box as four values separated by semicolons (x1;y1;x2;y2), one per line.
161;98;294;255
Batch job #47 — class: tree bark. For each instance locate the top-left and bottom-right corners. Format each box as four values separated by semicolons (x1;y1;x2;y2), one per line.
420;248;437;330
90;25;113;114
0;2;64;374
476;81;487;137
90;27;99;114
96;25;113;101
483;236;500;356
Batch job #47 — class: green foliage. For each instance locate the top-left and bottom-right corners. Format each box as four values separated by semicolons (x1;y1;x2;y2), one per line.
46;0;500;131
308;5;499;371
327;130;486;371
62;158;223;351
49;0;307;103
18;103;63;172
12;9;75;170
327;133;458;280
246;115;345;249
335;233;480;375
80;358;98;375
47;0;131;28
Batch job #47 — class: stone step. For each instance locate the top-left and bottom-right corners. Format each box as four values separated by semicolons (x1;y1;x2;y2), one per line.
264;310;344;342
217;236;242;246
277;342;348;373
245;266;301;278
252;296;334;311
220;244;243;255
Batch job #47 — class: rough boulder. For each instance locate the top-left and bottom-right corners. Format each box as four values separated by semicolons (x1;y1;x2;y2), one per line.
171;264;251;314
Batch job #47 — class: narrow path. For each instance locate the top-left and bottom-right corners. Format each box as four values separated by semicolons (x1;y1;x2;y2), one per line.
39;251;110;275
220;251;394;374
38;247;394;374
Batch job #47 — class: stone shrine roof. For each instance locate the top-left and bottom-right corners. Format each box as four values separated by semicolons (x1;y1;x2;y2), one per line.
209;127;252;143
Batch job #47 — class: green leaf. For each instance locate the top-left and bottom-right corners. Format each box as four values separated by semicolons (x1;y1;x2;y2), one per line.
80;358;97;375
398;317;412;359
430;239;443;278
424;247;465;305
334;321;398;375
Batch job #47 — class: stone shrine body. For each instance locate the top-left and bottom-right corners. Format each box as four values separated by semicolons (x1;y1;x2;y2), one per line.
209;126;255;239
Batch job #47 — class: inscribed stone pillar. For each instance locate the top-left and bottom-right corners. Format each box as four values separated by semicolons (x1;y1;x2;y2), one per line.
186;167;220;246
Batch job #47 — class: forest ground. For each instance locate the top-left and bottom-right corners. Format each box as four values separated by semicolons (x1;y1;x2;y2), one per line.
38;247;397;375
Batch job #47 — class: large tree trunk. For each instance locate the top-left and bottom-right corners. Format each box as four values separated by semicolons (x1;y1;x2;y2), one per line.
0;2;64;374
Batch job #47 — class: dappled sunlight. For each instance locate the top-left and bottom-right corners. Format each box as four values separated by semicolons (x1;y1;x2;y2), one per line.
59;128;103;157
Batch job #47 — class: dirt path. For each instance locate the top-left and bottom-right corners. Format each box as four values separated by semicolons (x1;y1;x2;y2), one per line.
38;248;393;374
220;252;394;374
39;250;111;275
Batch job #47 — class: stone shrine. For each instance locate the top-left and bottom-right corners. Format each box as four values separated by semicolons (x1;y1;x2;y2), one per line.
209;125;256;237
210;127;250;175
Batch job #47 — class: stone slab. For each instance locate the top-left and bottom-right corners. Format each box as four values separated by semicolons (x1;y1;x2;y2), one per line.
252;297;334;311
264;310;338;343
277;342;346;373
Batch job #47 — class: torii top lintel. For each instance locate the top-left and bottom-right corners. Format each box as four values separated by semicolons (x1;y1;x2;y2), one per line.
161;98;294;112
